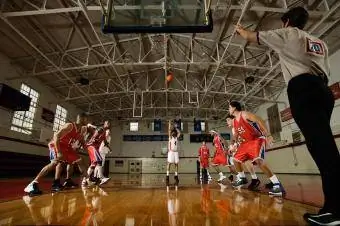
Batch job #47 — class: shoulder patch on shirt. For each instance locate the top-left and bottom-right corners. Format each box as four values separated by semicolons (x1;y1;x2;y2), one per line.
306;38;324;55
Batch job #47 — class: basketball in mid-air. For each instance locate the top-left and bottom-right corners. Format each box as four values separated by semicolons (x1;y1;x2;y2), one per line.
166;72;174;83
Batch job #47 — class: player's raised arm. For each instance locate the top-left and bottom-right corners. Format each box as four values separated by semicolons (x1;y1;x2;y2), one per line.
176;127;181;138
168;120;171;138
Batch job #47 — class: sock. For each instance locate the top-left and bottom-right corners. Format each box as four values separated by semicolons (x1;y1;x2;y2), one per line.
251;173;258;180
207;170;211;176
166;171;169;176
238;172;245;178
87;167;94;177
270;175;280;184
95;165;104;179
219;172;223;176
175;172;178;176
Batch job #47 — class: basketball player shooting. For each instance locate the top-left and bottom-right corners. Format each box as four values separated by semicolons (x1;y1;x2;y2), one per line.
166;120;181;185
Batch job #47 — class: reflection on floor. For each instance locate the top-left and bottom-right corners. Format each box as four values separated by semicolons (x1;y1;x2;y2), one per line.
0;174;321;225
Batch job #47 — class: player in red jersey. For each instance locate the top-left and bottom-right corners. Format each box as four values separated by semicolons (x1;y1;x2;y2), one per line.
209;130;236;182
24;113;89;196
229;101;285;196
198;141;212;181
226;114;261;191
85;121;111;186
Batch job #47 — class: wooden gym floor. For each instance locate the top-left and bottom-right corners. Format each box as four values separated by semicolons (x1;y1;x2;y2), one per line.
0;174;321;225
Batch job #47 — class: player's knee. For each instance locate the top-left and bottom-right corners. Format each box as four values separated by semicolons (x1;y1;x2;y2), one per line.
50;160;59;167
255;159;263;166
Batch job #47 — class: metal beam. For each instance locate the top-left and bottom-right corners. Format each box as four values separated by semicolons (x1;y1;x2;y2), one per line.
2;5;326;18
200;0;251;104
0;13;106;115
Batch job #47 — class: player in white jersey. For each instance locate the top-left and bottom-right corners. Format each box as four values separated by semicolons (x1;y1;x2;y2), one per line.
236;6;340;225
166;120;181;185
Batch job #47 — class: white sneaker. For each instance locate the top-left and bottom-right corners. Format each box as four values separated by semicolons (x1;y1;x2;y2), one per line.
24;181;34;193
99;177;110;186
217;175;226;182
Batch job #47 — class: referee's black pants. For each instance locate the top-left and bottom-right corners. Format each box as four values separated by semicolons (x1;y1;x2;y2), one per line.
288;73;340;216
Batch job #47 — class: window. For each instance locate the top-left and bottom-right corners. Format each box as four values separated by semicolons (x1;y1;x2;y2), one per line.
11;84;39;134
53;105;68;132
201;121;206;132
129;122;138;132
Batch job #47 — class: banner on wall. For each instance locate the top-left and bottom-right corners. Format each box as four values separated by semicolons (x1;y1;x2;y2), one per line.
41;108;55;123
267;104;282;134
280;107;292;122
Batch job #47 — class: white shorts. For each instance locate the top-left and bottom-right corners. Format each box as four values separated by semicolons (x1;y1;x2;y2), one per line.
167;151;179;164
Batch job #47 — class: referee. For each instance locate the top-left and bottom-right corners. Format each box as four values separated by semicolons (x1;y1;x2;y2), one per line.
235;6;340;225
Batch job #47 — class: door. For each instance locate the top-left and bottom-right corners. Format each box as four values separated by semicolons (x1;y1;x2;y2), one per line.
128;160;142;174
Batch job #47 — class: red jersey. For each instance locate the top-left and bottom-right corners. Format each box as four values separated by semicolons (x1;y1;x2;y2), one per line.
213;135;226;152
86;127;108;149
233;112;264;142
199;145;210;159
49;122;81;147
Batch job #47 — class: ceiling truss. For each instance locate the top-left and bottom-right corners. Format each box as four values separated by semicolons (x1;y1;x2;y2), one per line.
0;0;339;121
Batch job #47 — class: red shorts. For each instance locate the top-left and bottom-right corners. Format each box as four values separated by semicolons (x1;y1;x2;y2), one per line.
212;149;227;166
87;145;103;166
199;157;209;168
48;143;80;164
233;137;266;163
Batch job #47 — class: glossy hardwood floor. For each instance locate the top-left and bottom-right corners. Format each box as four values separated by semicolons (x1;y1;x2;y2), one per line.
0;174;320;225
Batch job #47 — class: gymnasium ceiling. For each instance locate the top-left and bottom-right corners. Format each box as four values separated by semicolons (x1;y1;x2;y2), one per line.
0;0;340;122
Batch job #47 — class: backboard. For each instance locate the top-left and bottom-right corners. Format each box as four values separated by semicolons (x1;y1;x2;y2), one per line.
102;0;213;33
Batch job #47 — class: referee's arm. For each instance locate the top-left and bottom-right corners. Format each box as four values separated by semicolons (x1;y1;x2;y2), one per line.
235;24;286;52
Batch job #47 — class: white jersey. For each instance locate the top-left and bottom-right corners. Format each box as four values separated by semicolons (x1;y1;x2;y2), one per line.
168;137;178;152
258;27;330;83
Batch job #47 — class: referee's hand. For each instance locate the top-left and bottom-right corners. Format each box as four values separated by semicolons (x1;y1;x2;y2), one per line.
235;23;244;35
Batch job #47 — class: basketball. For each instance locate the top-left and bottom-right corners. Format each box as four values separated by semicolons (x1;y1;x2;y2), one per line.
166;72;173;83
